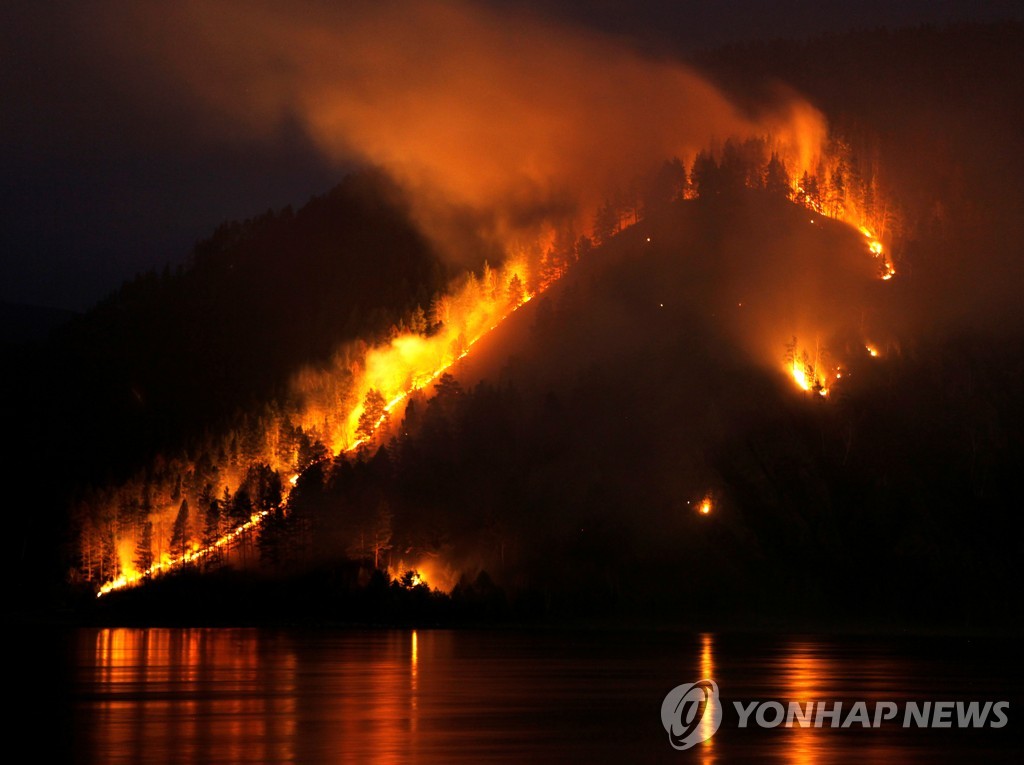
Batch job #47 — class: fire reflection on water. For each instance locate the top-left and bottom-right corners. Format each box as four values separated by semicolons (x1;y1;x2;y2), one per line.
699;632;716;765
76;629;1003;763
782;642;829;765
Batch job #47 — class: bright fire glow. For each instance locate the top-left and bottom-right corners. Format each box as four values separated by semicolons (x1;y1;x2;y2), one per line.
389;557;457;593
97;259;543;597
698;497;713;515
787;343;835;398
791;362;811;392
857;226;896;280
291;258;537;455
97;510;269;597
92;129;903;595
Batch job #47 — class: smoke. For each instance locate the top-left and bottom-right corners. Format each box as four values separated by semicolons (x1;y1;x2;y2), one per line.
87;0;826;259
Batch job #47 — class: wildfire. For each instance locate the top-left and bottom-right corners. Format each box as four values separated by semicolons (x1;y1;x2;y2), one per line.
95;259;545;597
782;181;896;401
91;132;905;597
97;510;269;597
343;291;533;454
858;226;896;280
789;360;830;397
389;556;456;592
790;362;812;392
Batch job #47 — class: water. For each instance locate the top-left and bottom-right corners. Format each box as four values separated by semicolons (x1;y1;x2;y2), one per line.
60;628;1020;763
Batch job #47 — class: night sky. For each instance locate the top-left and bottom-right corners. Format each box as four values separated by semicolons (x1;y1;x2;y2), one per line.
2;0;1020;310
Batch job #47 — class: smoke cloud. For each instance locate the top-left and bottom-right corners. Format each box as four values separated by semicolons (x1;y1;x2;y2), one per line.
86;0;826;257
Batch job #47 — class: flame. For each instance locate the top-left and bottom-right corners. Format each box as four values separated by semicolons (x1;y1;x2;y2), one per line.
787;344;835;398
389;556;457;593
782;179;896;401
98;510;269;597
790;361;812;392
698;497;713;515
289;257;537;455
96;259;542;597
858;226;896;280
790;358;831;396
92;126;902;593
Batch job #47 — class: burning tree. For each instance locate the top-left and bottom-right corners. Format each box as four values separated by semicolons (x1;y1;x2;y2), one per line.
356;389;389;445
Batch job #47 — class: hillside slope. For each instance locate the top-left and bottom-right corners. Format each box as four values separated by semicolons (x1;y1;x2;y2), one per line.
254;191;1022;627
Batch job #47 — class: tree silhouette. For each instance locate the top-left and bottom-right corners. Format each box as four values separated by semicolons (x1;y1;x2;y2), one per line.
170;499;190;559
134;520;153;573
764;152;792;198
356;389;389;444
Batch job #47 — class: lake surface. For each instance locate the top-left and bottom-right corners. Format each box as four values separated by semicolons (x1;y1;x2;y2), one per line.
60;628;1020;763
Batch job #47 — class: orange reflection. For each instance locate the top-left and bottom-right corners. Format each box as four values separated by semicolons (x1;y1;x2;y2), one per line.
89;628;296;764
411;629;419;735
699;632;716;765
781;642;833;765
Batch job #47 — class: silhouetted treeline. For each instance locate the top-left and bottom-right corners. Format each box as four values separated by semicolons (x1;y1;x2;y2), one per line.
55;169;448;479
6;169;450;610
86;563;509;628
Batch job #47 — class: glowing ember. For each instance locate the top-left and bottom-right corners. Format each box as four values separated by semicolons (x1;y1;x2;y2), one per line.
866;345;879;358
698;497;713;515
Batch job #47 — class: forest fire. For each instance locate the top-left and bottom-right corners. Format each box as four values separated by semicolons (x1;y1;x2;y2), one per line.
341;267;535;454
85;122;902;597
859;226;896;280
789;359;830;397
97;510;269;597
779;178;897;399
95;259;542;597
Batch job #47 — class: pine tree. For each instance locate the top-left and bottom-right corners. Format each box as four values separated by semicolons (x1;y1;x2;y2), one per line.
356;389;388;444
295;428;328;470
764;153;791;198
244;463;283;512
828;165;847;218
799;171;822;212
170;499;190;559
134;520;154;574
202;486;222;548
506;274;525;308
691;150;721;198
644;157;688;214
101;526;120;582
592;200;619;245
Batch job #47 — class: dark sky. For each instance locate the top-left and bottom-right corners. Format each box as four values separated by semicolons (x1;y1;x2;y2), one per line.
2;0;1020;310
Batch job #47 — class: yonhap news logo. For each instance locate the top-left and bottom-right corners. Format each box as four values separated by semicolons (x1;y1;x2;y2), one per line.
660;679;723;750
661;679;1010;750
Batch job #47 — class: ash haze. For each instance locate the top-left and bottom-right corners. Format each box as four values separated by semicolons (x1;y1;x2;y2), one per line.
4;0;1017;309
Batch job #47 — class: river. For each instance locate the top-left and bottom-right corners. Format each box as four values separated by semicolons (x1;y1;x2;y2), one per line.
57;628;1020;763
